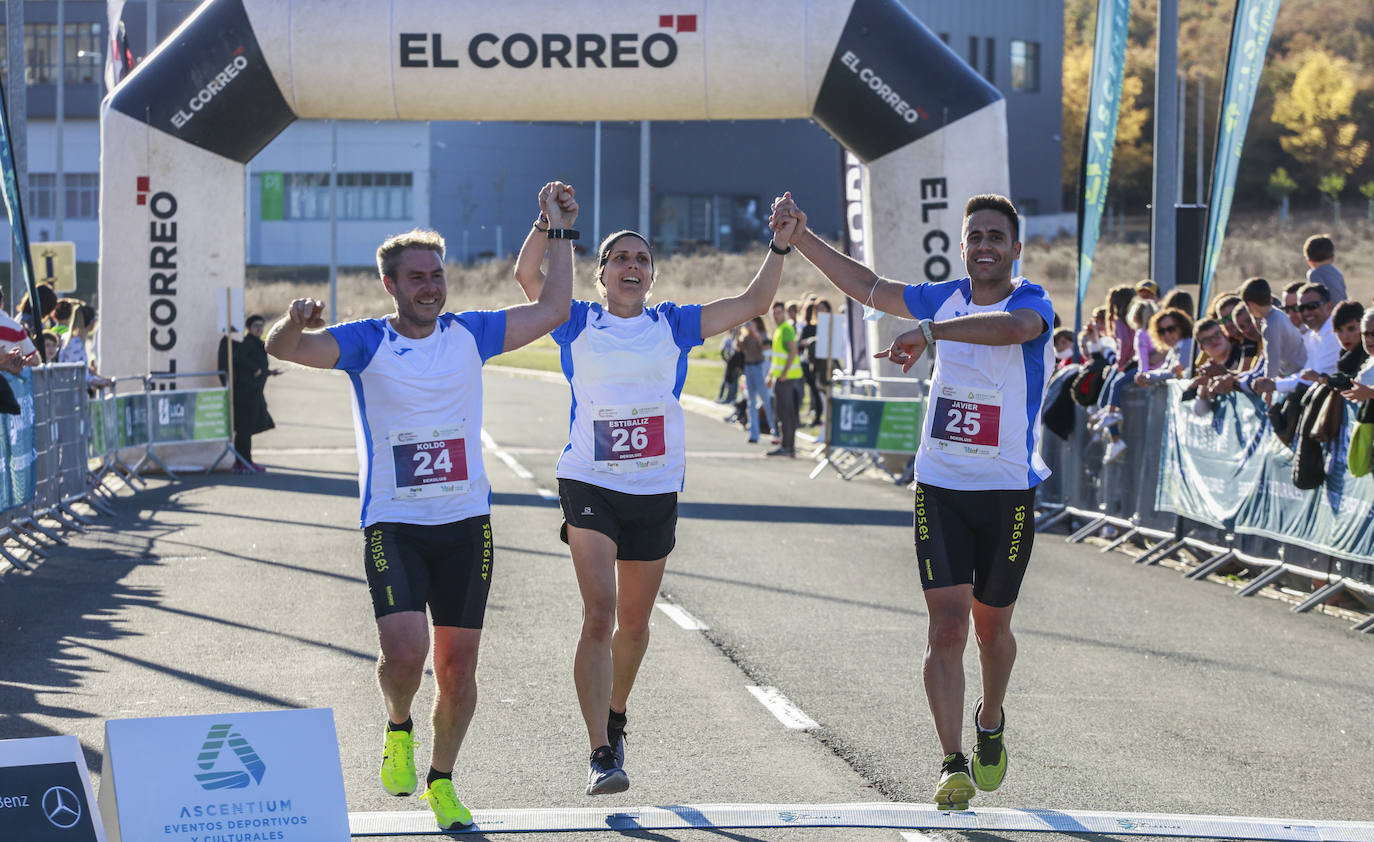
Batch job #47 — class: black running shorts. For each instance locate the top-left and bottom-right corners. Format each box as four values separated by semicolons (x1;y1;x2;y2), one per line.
362;516;493;627
558;478;677;562
913;482;1035;608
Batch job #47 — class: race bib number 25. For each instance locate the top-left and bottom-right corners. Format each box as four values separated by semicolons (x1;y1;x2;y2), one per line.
391;425;470;498
927;385;1002;458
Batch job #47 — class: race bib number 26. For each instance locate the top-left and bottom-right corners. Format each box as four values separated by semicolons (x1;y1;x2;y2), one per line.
592;402;667;473
391;425;470;498
927;385;1002;458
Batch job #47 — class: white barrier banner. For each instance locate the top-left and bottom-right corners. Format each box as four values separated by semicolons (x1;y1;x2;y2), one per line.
98;708;349;842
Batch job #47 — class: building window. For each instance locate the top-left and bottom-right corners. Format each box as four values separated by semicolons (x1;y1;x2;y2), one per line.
28;174;56;219
283;172;413;220
64;173;99;219
25;23;57;84
984;37;995;82
64;22;104;84
337;172;413;220
968;37;979;71
655;193;764;254
1011;40;1041;92
3;22;101;84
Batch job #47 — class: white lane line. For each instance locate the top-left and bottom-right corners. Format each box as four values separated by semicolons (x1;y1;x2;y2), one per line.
654;601;708;630
747;685;819;730
901;832;947;842
481;430;558;500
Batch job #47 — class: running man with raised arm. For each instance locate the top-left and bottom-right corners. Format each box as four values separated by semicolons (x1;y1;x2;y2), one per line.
770;192;1053;810
265;182;577;830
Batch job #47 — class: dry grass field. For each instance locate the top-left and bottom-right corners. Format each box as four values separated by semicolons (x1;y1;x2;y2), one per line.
245;210;1373;324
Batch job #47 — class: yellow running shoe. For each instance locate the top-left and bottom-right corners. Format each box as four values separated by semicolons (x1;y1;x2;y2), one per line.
421;778;473;830
934;752;976;811
380;728;416;796
972;701;1008;792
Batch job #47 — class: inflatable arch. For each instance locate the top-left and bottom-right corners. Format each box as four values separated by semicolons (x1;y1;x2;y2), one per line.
98;0;1008;389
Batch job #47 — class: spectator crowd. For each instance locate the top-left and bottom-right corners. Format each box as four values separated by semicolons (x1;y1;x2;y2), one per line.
1046;233;1374;482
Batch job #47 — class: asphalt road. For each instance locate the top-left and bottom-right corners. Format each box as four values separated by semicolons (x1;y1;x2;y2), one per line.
1;365;1370;842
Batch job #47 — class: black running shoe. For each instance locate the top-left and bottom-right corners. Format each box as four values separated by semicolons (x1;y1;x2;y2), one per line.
585;746;629;795
607;712;627;766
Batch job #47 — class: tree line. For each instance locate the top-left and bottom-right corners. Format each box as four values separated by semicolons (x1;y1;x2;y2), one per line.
1062;0;1374;219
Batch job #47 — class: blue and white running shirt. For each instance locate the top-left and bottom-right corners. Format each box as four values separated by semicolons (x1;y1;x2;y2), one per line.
553;299;703;495
904;278;1055;491
329;311;506;527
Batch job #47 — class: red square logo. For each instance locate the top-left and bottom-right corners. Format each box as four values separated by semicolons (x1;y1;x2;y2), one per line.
136;194;146;205
659;14;673;27
137;176;150;191
677;14;697;33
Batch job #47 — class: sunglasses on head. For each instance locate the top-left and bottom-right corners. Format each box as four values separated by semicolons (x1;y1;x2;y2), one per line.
1298;301;1324;312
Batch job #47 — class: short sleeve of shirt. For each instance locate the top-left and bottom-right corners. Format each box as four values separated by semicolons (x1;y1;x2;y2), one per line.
328;319;385;373
657;302;704;349
551;299;593;346
1008;282;1054;337
454;310;507;361
903;282;955;321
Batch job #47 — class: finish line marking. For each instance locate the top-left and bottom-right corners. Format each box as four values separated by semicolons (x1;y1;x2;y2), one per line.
347;802;1374;839
655;601;708;630
482;430;558;500
746;685;820;730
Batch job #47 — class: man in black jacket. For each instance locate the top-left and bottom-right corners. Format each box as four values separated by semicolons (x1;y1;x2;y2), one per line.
233;314;276;472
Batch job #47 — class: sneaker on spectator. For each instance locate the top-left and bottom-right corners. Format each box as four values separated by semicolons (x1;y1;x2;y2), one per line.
1103;439;1127;464
1097;408;1123;429
249;462;267;473
232;462;252;475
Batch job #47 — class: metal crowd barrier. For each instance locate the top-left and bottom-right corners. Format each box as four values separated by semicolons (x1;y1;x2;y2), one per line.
810;373;925;483
2;366;241;581
1035;377;1374;634
0;363;105;575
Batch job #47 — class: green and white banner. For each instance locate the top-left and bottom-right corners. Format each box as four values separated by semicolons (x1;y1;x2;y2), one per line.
115;394;150;450
1074;0;1131;332
828;395;924;454
1199;0;1283;304
150;389;230;444
1157;383;1374;560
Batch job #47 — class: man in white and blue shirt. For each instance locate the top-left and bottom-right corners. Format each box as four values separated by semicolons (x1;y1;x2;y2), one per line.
770;192;1052;812
264;183;576;830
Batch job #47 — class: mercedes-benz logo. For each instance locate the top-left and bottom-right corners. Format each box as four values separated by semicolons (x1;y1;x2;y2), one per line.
42;785;81;829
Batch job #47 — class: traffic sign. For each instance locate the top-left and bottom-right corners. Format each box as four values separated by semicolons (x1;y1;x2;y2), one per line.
31;241;76;293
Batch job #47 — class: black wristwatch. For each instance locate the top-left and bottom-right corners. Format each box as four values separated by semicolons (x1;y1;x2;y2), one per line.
547;229;580;240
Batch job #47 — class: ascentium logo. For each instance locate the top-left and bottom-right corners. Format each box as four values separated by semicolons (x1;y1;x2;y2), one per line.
194;723;267;790
400;15;696;70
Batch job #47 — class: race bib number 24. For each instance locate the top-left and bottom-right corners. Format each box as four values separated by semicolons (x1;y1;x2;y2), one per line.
391;424;470;498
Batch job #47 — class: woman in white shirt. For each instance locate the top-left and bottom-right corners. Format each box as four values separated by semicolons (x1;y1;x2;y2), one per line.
57;303;112;389
513;191;799;796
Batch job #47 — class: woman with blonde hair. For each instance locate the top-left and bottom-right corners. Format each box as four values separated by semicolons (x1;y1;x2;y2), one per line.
57;303;113;389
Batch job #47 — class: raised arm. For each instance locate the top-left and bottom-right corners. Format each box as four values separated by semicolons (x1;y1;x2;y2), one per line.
512;210;550;303
501;181;577;352
768;193;909;317
698;208;800;338
265;298;340;369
